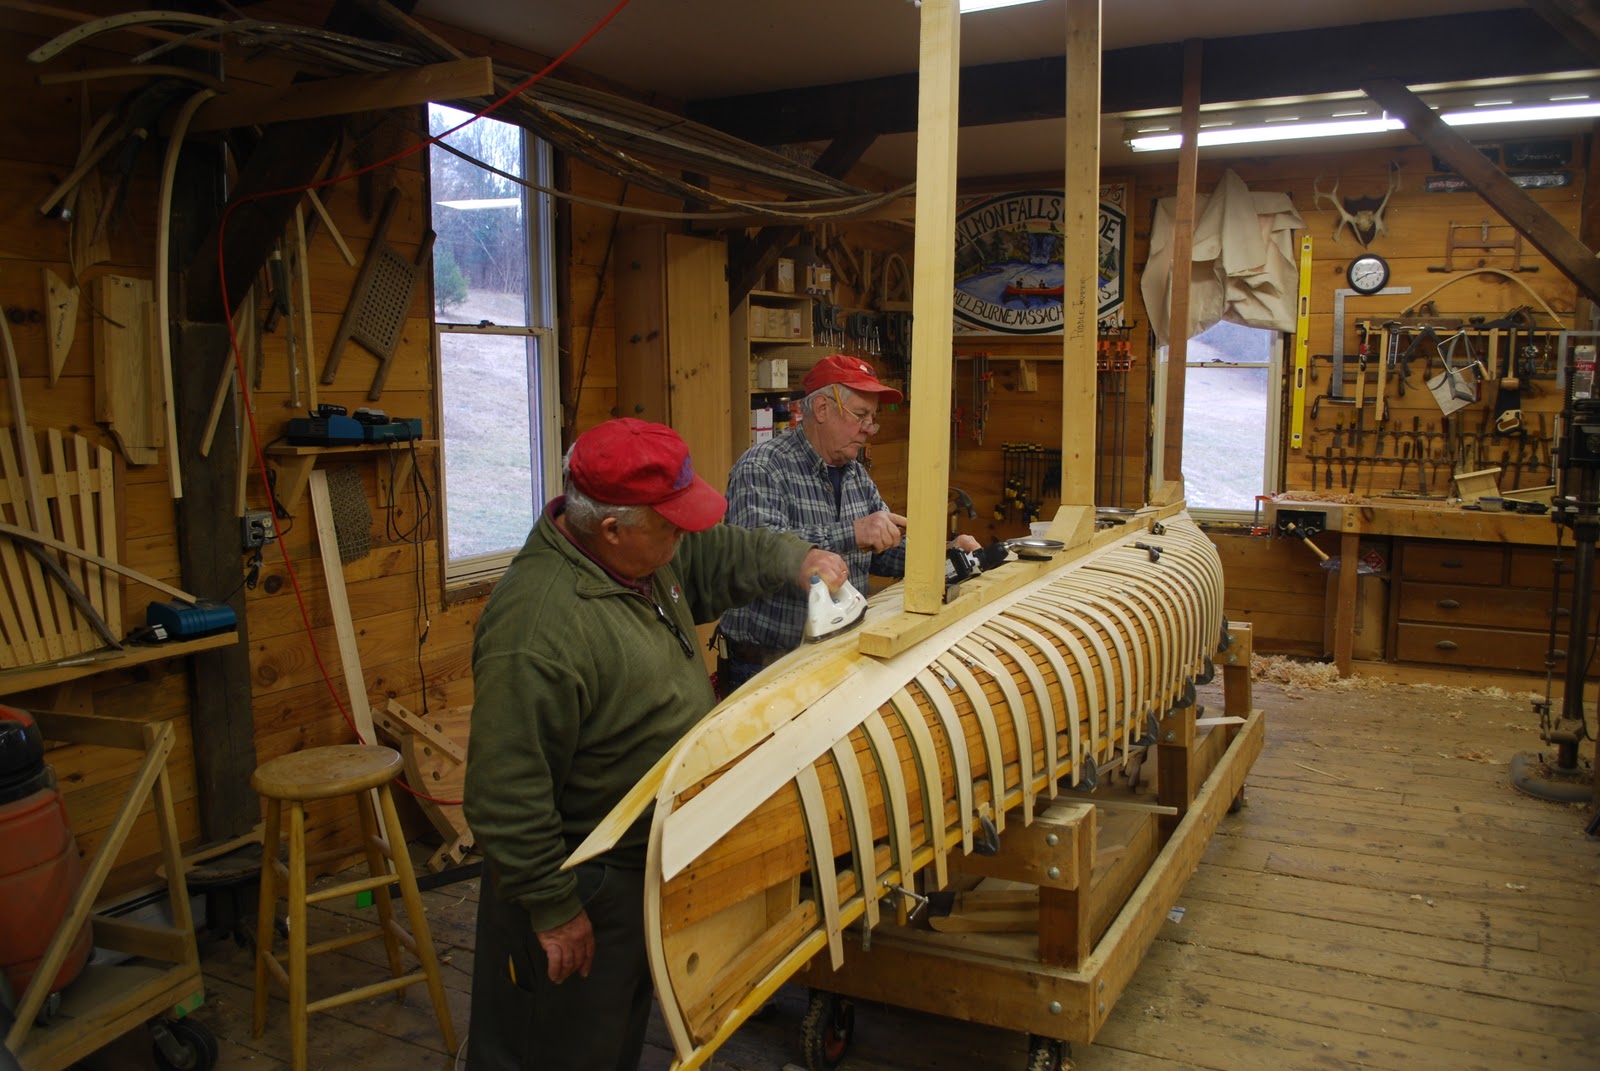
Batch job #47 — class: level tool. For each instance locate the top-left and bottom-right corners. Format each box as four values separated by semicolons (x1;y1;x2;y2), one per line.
1291;234;1312;449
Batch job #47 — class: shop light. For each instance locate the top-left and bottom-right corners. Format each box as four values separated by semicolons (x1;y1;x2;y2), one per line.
1438;100;1600;126
1128;116;1401;152
1126;84;1600;152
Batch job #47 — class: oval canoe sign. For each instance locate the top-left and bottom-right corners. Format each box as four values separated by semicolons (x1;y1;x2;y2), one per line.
953;187;1125;336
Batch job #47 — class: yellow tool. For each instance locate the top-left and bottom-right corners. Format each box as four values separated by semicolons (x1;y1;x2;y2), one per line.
1291;234;1312;450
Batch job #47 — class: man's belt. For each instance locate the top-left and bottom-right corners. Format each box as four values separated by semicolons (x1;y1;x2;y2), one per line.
724;639;787;667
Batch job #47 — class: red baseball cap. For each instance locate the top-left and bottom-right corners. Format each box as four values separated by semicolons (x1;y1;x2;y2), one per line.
568;419;726;531
802;354;904;404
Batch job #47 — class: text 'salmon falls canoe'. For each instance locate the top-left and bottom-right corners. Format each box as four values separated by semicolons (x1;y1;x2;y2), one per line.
567;508;1232;1069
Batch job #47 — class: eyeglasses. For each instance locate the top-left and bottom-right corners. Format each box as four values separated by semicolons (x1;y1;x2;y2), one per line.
831;386;880;433
654;601;695;659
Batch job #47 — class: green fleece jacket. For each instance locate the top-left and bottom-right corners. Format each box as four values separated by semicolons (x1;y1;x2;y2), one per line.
464;502;813;932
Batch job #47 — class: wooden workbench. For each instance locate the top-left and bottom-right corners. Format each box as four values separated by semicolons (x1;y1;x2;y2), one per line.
1261;497;1564;675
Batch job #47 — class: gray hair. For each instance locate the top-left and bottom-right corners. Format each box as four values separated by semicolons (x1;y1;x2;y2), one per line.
805;382;858;416
561;446;650;536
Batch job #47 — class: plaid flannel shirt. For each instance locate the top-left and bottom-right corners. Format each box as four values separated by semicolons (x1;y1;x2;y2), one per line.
719;427;906;651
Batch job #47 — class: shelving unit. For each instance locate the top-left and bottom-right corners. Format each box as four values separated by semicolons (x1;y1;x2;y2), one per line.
732;291;825;455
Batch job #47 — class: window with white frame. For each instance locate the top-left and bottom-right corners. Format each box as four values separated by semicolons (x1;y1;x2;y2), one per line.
428;104;560;587
1177;320;1284;520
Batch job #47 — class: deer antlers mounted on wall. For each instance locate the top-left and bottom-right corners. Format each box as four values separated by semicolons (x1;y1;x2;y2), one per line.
1313;162;1401;247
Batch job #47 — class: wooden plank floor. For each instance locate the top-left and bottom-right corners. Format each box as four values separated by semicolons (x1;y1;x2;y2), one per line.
73;672;1599;1071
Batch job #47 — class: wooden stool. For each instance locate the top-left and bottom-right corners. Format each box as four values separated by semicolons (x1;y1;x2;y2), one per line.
250;745;457;1071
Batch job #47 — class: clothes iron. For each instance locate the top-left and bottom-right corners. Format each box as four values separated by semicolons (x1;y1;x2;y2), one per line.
802;575;868;643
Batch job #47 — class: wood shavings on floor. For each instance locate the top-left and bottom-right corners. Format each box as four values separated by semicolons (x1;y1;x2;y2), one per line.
1246;654;1545;704
1248;654;1359;693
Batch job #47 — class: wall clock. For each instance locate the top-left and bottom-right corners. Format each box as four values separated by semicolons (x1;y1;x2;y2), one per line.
1347;253;1390;295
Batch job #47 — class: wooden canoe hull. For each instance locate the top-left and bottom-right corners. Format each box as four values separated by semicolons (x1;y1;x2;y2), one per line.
620;512;1225;1068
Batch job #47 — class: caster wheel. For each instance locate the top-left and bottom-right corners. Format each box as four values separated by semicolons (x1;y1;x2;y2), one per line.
800;989;854;1070
1025;1034;1069;1071
151;1017;219;1071
1228;788;1246;815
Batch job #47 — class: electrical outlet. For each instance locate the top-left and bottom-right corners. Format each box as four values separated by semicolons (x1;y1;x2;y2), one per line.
242;510;276;550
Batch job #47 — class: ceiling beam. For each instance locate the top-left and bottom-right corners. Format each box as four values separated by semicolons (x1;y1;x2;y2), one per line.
725;129;877;308
1363;77;1600;308
688;10;1587;147
1530;0;1600;65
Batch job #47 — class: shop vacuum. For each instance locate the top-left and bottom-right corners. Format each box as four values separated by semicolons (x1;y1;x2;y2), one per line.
0;705;92;1010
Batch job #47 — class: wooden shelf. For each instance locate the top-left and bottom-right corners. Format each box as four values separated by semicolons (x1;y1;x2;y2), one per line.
267;440;437;514
0;631;240;698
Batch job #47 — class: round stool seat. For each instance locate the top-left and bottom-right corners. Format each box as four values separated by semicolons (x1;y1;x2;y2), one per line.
250;745;401;802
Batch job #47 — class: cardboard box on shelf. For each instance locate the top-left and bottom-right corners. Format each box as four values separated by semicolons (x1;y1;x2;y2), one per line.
755;358;788;390
751;406;774;444
774;258;795;293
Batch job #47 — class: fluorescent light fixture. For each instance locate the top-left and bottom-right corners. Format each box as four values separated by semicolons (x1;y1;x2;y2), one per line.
1129;116;1401;152
1127;82;1600;151
1438;101;1600;126
959;0;1046;12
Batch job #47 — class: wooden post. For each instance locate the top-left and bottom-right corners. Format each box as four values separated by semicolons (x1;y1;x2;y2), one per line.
1157;703;1197;838
1037;804;1096;969
1160;40;1204;492
1222;622;1254;722
1059;0;1101;507
902;0;961;615
172;133;259;841
1334;526;1359;677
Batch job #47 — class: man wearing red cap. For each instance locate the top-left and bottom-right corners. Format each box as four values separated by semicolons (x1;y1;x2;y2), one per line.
463;418;846;1071
716;355;978;695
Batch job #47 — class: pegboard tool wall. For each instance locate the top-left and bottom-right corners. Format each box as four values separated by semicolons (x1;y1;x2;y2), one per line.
1129;140;1585;502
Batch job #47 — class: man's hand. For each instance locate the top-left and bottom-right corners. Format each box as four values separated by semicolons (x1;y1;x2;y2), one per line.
949;534;981;553
537;910;594;983
855;510;907;553
799;548;849;591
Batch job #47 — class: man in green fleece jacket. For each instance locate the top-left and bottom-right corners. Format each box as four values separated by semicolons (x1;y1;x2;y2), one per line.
464;418;846;1070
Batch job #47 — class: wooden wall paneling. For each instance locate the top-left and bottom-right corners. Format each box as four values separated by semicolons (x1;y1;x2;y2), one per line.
247;599;477;712
612;226;733;487
0;18;217;884
1208;530;1326;654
